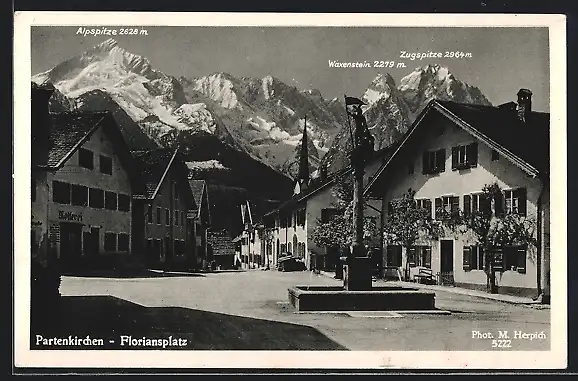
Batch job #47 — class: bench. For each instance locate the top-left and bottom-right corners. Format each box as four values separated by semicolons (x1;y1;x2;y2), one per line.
413;268;435;285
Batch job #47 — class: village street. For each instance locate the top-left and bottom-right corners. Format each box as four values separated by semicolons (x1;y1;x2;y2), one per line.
45;270;551;352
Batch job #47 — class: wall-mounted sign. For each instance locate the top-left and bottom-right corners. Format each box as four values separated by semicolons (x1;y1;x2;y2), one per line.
58;210;83;222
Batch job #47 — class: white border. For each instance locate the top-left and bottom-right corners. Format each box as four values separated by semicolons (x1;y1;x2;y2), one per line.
14;12;567;370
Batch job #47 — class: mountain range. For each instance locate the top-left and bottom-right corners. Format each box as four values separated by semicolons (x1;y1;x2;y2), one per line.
32;38;492;192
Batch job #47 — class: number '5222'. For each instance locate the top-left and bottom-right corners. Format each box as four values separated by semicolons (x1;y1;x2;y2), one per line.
492;339;512;348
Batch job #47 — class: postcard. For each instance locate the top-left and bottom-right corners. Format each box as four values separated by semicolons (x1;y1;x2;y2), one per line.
14;11;567;370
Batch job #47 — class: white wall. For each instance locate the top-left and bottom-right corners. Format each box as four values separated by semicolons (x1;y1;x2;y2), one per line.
379;117;544;292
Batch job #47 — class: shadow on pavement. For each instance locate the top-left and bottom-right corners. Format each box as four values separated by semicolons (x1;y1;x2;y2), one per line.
31;296;346;351
61;269;205;279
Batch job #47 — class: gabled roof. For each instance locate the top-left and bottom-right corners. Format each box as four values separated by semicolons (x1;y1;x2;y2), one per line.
188;179;206;209
263;144;396;219
33;111;138;185
364;99;550;197
131;148;180;200
33;112;108;168
436;101;549;175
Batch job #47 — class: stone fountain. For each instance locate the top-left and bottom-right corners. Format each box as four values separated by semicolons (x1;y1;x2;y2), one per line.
288;97;435;312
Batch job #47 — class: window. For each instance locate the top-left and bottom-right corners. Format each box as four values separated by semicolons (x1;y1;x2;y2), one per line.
434;196;459;220
287;242;292;254
78;148;94;169
408;246;432;268
156;207;161;225
100;155;113;175
147;205;153;224
451;143;478;170
463;246;485;271
175;210;179;226
104;233;117;252
321;208;340;223
89;188;104;208
491;149;500;161
386;245;402;267
280;243;287;253
415;199;432;219
105;191;117;210
297;209;306;226
463;193;491;217
118;194;131;212
166;209;170;226
118;233;130;251
71;184;88;206
504;188;527;216
181;211;185;227
503;245;527;273
53;181;71;204
31;179;36;202
422;149;446;174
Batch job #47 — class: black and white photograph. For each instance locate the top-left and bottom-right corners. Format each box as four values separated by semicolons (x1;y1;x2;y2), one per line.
14;12;566;370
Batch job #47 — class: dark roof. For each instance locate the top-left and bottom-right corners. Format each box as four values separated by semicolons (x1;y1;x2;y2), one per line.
33;112;108;168
365;99;550;196
263;144;397;219
437;101;549;175
188;179;206;208
131;148;177;199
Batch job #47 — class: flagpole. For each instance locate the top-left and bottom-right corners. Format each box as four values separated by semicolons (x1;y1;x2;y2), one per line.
344;95;355;149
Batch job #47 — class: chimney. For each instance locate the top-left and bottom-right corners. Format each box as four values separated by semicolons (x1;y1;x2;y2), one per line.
516;88;532;123
31;82;55;166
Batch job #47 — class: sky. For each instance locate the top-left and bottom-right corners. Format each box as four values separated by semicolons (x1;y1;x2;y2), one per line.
31;26;550;112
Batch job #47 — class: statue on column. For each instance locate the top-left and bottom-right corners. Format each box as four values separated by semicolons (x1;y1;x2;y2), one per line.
347;101;375;167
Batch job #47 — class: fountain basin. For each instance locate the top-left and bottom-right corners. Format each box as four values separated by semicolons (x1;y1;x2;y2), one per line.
288;285;436;312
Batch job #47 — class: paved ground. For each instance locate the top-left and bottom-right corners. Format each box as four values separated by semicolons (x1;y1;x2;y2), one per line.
48;270;550;351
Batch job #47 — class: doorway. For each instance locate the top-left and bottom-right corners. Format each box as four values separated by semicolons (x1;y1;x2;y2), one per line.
440;239;454;285
60;222;83;272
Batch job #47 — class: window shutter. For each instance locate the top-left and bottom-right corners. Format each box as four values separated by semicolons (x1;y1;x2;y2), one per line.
467;143;478;167
492;248;504;271
434;198;442;219
425;247;432;268
515;188;527;216
478;247;485;270
494;191;504;217
450;196;460;215
422;152;429;174
424;199;432;219
464;195;471;217
408;247;417;266
387;202;393;216
436;149;446;172
517;246;527;274
451;146;459;170
462;246;471;271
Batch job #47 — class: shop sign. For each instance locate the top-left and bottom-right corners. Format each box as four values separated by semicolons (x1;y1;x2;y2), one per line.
58;210;83;222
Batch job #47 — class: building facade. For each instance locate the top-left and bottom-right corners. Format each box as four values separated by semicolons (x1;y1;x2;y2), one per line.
365;92;550;298
260;147;392;271
31;83;137;272
188;179;210;269
132;148;196;270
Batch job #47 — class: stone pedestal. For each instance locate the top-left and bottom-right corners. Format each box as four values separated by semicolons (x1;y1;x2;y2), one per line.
343;256;372;291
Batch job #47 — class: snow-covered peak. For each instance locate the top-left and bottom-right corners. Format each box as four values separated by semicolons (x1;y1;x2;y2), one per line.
262;75;274;100
362;73;398;105
92;38;119;53
193;73;241;110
